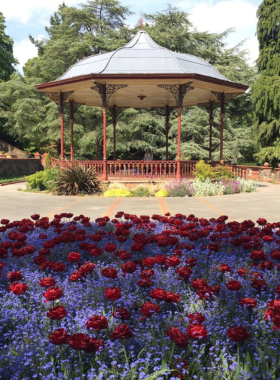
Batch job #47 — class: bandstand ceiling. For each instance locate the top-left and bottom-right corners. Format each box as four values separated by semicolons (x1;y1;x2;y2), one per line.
36;30;249;107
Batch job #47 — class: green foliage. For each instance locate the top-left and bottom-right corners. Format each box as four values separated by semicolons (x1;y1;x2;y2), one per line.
194;160;215;182
155;189;168;197
104;188;132;197
45;152;52;169
165;179;194;197
25;169;59;191
0;175;26;184
53;163;101;195
131;186;150;197
213;165;235;181
0;12;17;81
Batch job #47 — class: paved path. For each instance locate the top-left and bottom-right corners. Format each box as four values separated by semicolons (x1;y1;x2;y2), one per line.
0;182;279;222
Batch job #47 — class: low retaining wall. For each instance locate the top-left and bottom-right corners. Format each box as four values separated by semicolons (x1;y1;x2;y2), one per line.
0;158;43;177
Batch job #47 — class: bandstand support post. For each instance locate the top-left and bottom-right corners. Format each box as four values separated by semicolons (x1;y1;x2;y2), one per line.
220;93;225;161
59;92;65;160
176;85;182;179
166;105;169;160
209;100;213;161
70;100;74;160
113;105;116;160
102;86;107;181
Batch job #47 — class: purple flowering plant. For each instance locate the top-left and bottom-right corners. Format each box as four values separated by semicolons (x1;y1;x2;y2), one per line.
0;213;280;379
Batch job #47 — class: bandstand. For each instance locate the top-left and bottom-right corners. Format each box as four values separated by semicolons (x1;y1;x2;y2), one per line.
35;29;248;182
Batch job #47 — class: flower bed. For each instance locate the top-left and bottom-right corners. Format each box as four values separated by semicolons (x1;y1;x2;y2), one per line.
1;213;280;379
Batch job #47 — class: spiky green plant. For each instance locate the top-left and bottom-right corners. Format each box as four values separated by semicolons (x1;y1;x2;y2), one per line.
53;163;102;195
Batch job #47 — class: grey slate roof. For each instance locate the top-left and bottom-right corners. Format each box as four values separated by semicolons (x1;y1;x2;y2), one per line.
56;30;230;82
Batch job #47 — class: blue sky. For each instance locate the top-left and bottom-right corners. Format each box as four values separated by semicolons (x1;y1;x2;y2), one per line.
2;0;262;72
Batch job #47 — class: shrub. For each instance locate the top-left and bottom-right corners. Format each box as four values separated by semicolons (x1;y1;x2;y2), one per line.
26;171;46;190
238;178;258;193
219;179;241;194
192;178;223;196
165;179;194;197
53;163;101;195
213;165;235;181
104;189;132;197
132;186;150;197
45;152;52;170
194;160;215;181
107;182;130;191
155;189;169;197
147;183;164;196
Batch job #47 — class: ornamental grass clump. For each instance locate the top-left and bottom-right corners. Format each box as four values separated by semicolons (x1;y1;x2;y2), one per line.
53;163;101;195
165;179;195;197
1;213;280;379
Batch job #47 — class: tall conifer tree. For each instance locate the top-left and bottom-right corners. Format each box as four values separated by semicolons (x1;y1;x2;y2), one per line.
252;0;280;165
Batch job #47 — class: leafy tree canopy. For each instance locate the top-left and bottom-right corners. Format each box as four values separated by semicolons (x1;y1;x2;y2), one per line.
0;12;17;82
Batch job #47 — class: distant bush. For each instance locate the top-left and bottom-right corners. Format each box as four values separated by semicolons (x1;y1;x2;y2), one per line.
165;179;194;197
132;186;150;197
104;189;132;197
194;160;215;182
26;169;59;191
213;165;235;181
155;189;169;197
45;152;52;170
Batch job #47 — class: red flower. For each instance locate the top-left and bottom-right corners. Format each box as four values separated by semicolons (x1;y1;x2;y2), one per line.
1;218;9;224
51;262;66;272
101;267;118;279
84;337;104;353
6;271;22;282
119;252;131;260
262;235;275;242
227;326;250;342
68;333;91;350
165;291;180;303
166;256;181;267
237;267;249;277
239;298;257;309
47;305;68;320
267;299;280;313
110;324;133;340
257;218;267;226
89;248;102;256
39;277;56;288
137;278;152;288
176;266;192;280
225;280;242;291
155;254;166;264
140;302;160;318
31;214;40;220
191;279;208;290
49;328;69;345
67;252;81;263
217;263;231;273
250;250;267;261
43;287;63;302
188;313;205;324
0;248;8;259
187;324;208;339
104;243;117;252
251;279;267;291
8;282;28;295
39;248;51;256
130;243;144;252
79;262;95;275
166;327;188;348
208;243;221;252
86;316;108;331
0;261;5;270
186;257;197;267
69;271;82;282
113;307;131;320
104;287;122;300
270;249;280;260
259;260;274;270
274;285;280;295
121;261;137;273
142;257;155;267
149;288;167;301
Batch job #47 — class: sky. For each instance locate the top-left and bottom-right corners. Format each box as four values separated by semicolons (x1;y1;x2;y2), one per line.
1;0;262;73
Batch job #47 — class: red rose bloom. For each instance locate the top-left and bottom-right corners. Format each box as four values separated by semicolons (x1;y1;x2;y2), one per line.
39;248;51;256
186;257;197;267
119;252;131;260
140;302;160;318
137;278;152;288
8;282;28;295
39;277;56;288
68;333;91;350
237;267;250;277
101;267;118;278
84;337;104;353
267;299;280;312
113;307;131;320
191;279;208;290
274;285;280;295
227;326;250;342
270;249;280;260
217;263;231;273
0;261;5;270
104;287;122;300
250;250;267;261
225;280;243;291
86;315;108;331
155;254;166;264
251;279;267;291
31;214;40;220
262;236;275;242
6;271;22;282
187;324;208;339
176;266;192;280
104;243;117;252
89;248;102;256
259;260;274;270
67;252;81;263
166;256;181;267
166;327;188;348
142;257;155;267
239;298;257;308
149;288;167;301
110;324;133;340
43;286;63;302
257;218;267;226
69;271;82;282
188;313;205;324
1;218;9;224
51;262;66;272
165;291;180;303
47;305;68;320
79;262;95;275
121;261;137;273
130;243;144;252
49;328;69;345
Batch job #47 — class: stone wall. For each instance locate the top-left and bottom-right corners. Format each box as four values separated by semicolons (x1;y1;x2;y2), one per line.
0;140;26;158
0;159;43;177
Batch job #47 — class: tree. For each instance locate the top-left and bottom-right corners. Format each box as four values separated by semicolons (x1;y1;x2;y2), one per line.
0;12;17;82
251;0;280;166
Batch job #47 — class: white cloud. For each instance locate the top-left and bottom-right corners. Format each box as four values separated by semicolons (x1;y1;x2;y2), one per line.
243;36;259;65
13;39;38;69
181;0;257;33
1;0;78;23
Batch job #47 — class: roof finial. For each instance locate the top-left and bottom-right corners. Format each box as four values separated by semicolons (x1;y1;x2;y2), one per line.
139;11;143;31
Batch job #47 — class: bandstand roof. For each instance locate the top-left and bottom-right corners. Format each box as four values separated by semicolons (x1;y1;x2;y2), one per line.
36;30;249;108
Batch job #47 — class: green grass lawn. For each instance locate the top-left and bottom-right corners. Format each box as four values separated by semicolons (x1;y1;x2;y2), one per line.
0;175;26;184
